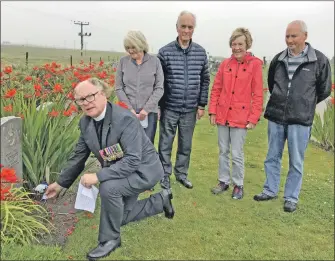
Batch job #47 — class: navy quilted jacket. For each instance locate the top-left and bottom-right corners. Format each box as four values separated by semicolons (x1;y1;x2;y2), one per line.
157;38;210;113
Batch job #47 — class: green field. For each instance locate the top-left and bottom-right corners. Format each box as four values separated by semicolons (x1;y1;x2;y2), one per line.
1;45;125;66
1;46;334;260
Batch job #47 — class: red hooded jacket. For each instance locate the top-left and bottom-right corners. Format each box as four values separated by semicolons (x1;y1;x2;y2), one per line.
208;53;263;128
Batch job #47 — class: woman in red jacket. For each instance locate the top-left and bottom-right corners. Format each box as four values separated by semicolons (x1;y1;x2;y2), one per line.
208;28;263;200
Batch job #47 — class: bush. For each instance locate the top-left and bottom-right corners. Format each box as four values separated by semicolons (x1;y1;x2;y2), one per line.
1;167;50;245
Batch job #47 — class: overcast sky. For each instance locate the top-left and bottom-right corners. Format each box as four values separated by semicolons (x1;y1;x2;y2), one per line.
1;1;334;59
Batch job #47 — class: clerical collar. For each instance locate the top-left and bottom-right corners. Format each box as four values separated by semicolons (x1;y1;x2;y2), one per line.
93;104;107;121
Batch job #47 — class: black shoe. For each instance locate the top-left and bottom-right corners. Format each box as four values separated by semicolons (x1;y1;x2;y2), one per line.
87;238;121;260
160;176;170;189
253;192;277;201
177;178;193;189
284;200;297;213
160;188;174;219
232;185;243;200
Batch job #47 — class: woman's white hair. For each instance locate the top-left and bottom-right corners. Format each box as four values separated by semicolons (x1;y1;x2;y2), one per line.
123;30;149;53
176;10;197;28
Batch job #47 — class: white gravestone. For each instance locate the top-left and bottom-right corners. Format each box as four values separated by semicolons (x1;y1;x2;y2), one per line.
1;116;23;181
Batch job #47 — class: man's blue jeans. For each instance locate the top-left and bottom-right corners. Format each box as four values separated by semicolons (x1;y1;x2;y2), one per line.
263;120;311;203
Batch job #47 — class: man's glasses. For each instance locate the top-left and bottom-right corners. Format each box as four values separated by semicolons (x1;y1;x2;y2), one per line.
74;91;99;106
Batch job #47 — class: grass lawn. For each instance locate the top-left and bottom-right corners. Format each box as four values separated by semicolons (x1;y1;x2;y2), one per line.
1;115;334;260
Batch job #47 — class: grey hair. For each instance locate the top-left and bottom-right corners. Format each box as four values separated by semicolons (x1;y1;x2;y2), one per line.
75;77;113;98
123;30;149;53
176;10;197;28
288;20;308;33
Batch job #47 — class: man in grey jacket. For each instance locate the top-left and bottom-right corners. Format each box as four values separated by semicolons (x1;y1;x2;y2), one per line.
45;78;174;260
157;10;210;189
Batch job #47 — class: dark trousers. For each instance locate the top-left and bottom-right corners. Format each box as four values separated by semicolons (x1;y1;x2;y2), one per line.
158;109;197;180
144;112;158;145
98;178;164;242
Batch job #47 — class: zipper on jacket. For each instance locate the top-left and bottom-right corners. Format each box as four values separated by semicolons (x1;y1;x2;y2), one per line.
136;63;141;112
282;60;309;123
183;49;188;112
282;61;290;123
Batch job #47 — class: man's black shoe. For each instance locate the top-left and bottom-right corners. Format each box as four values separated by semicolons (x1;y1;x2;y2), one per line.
87;238;121;260
284;200;297;213
160;176;170;189
177;178;193;189
253;192;277;201
160;188;174;219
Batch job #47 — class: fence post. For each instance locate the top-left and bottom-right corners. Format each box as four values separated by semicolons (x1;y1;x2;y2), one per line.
70;55;72;66
100;57;101;62
108;56;110;61
90;57;92;65
25;52;28;67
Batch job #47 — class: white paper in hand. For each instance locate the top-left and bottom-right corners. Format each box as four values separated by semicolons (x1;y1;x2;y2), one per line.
74;183;99;213
140;116;148;128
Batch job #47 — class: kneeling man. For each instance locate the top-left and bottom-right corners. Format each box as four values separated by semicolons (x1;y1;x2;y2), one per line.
45;78;174;259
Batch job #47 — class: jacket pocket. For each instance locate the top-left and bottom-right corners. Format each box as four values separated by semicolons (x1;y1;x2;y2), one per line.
228;102;250;125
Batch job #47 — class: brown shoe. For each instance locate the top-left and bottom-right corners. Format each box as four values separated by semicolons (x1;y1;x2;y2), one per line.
211;182;229;195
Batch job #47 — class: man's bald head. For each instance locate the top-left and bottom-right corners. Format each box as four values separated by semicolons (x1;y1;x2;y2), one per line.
285;20;308;55
287;20;308;33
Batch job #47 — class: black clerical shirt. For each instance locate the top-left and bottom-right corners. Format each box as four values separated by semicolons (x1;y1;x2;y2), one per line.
93;118;104;149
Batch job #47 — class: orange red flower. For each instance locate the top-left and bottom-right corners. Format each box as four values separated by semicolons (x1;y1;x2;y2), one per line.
3;66;12;74
34;84;42;92
63;110;72;117
0;186;11;200
4;104;13;112
4;89;17;98
67;92;75;100
68;104;78;113
48;109;59;117
1;168;17;183
53;83;63;93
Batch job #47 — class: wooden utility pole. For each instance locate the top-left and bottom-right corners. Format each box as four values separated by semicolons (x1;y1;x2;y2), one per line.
74;21;91;57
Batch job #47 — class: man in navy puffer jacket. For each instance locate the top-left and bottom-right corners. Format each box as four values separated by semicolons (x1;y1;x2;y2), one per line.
157;10;210;189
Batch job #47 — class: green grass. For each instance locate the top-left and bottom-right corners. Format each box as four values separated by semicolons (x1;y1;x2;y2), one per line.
1;117;334;260
1;45;125;66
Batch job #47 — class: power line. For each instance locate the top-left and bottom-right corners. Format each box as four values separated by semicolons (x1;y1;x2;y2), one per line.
73;21;91;57
2;3;119;51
